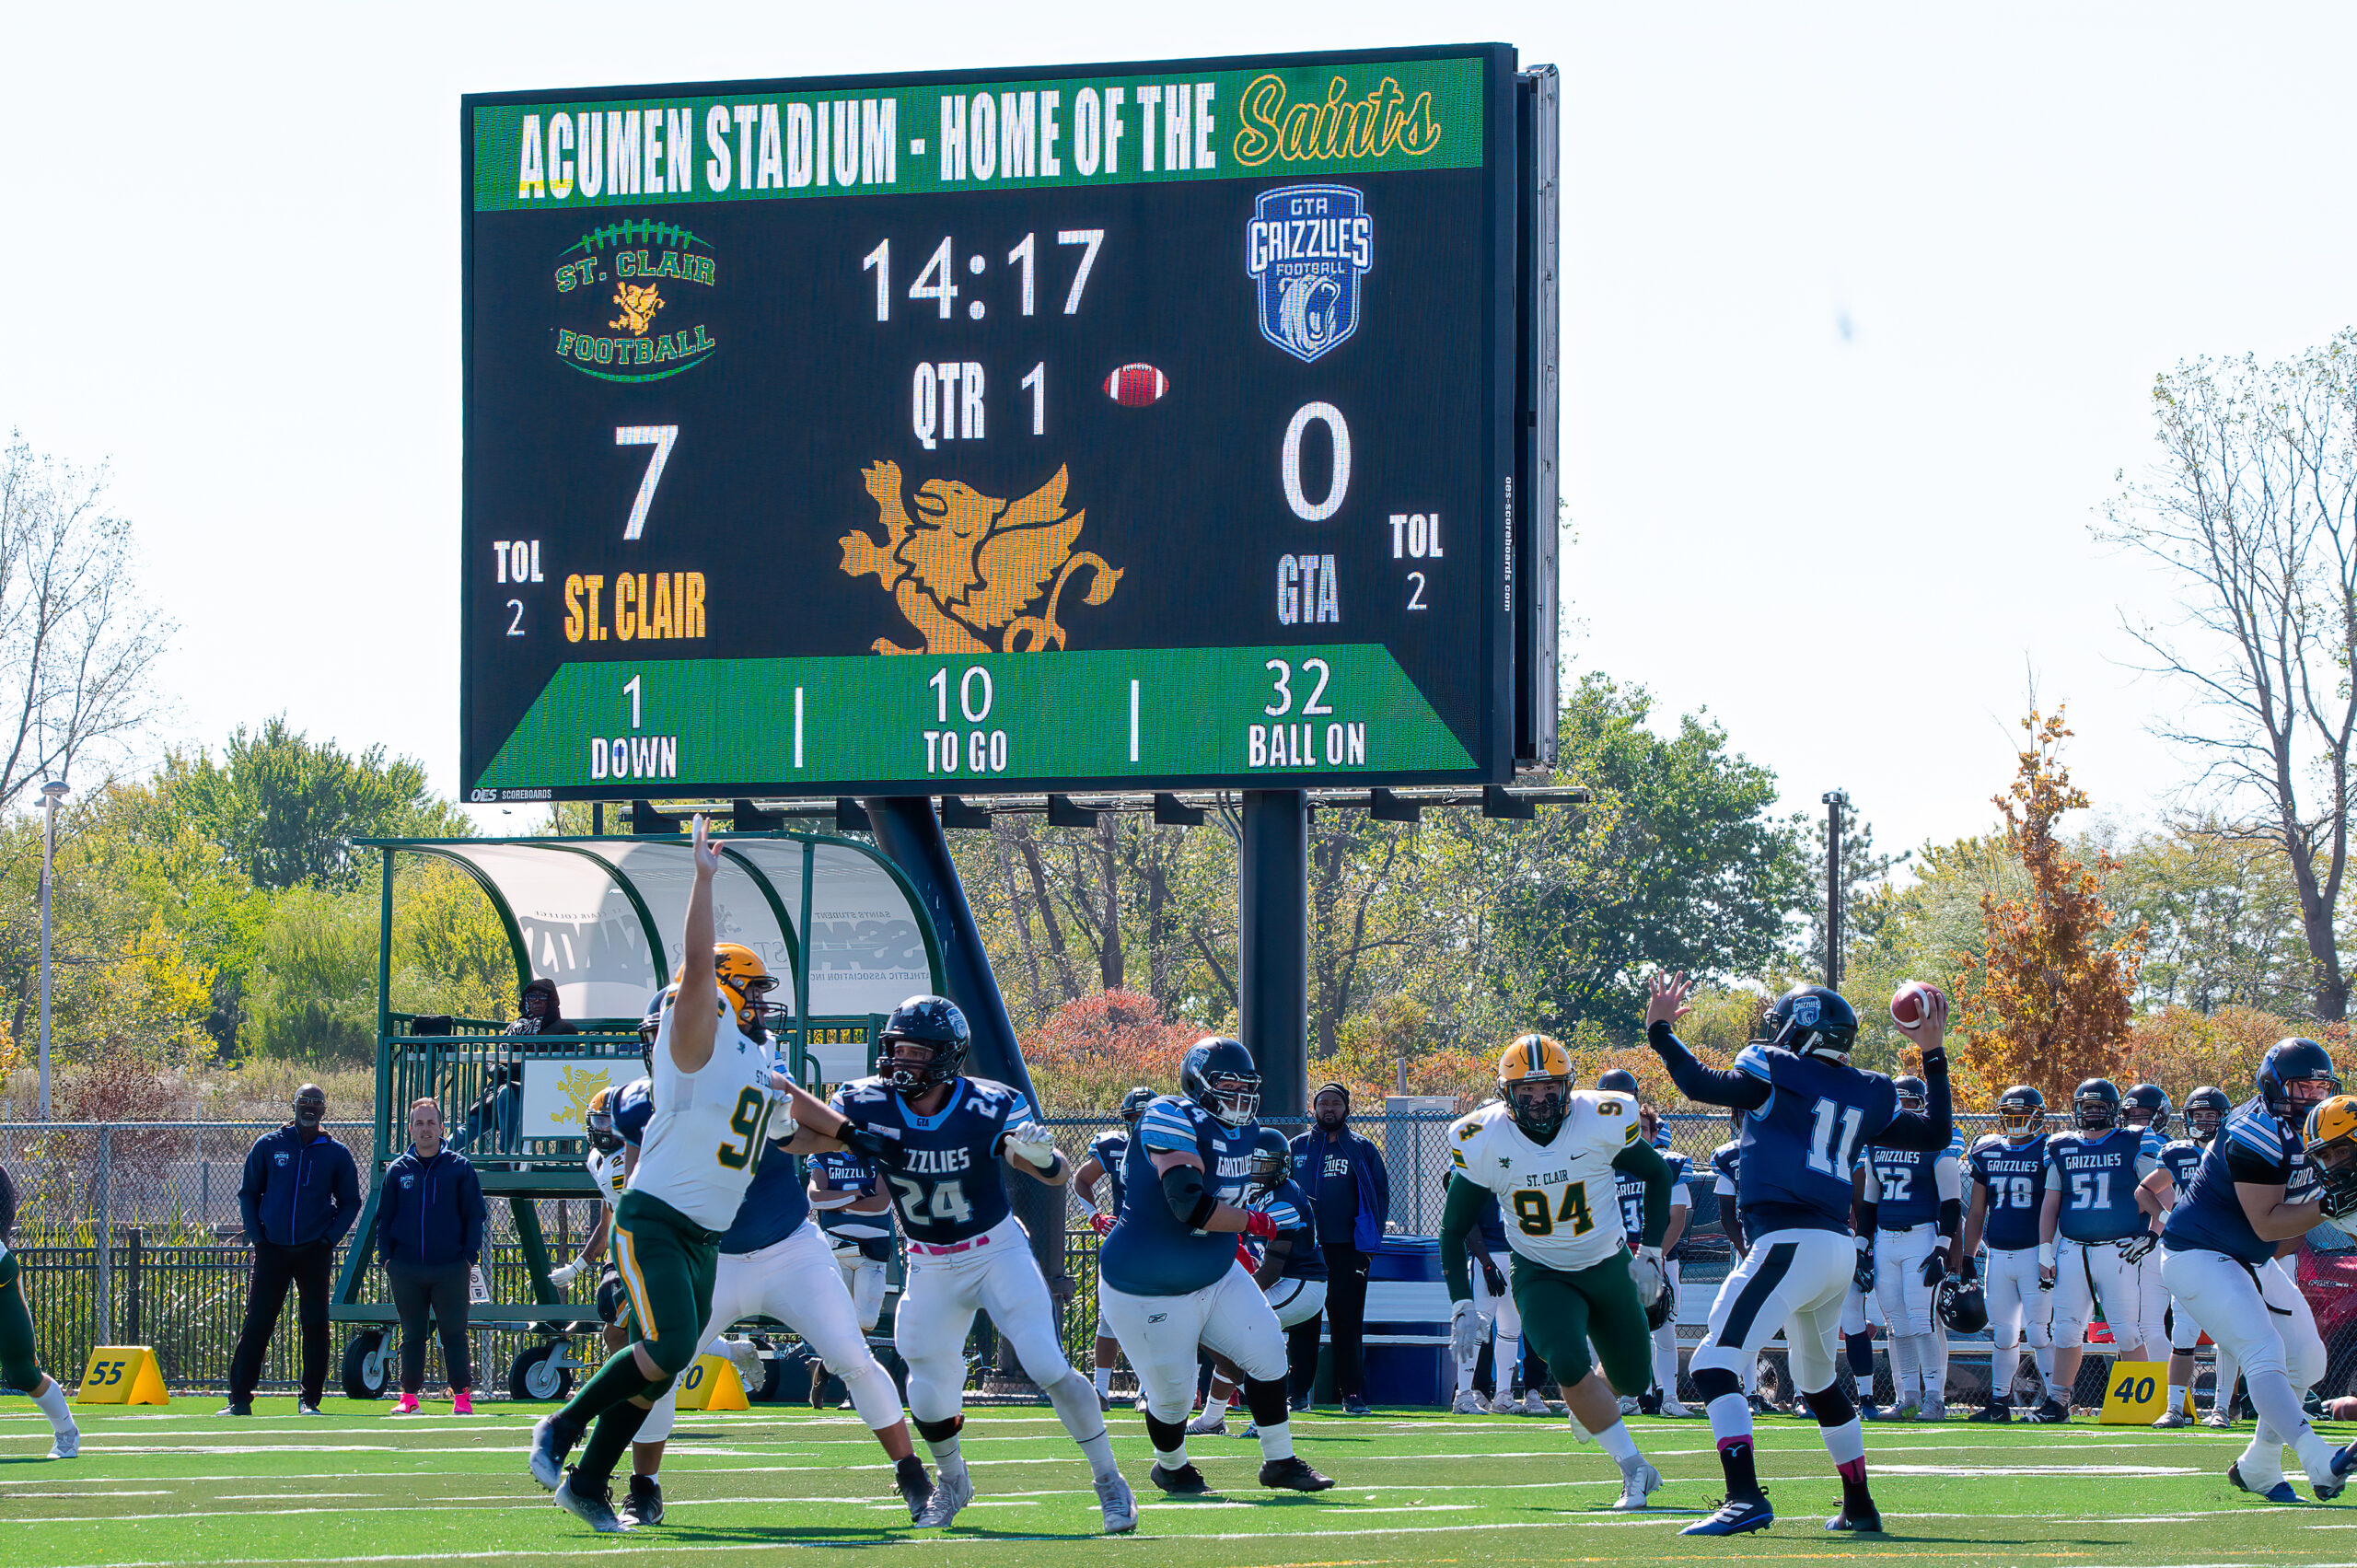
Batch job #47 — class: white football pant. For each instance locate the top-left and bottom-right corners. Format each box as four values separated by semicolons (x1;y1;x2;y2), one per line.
835;1252;888;1333
1652;1258;1683;1397
1457;1249;1521;1388
2051;1237;2148;1348
893;1216;1078;1427
1267;1275;1329;1331
2161;1247;2328;1481
1691;1228;1852;1397
1101;1263;1288;1423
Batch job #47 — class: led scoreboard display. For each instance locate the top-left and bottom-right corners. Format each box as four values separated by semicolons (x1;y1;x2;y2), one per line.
461;44;1550;802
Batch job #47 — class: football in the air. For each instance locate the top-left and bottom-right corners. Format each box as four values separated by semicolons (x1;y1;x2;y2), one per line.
1891;980;1943;1030
1104;363;1168;406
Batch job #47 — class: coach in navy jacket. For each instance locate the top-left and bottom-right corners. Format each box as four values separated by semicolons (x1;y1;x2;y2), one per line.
1290;1083;1391;1413
375;1100;485;1406
225;1084;360;1414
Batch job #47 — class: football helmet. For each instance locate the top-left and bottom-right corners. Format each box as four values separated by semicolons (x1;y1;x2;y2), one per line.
1759;985;1859;1063
1936;1275;1989;1335
1893;1074;1928;1114
712;943;785;1034
2073;1078;2122;1132
637;984;673;1071
1997;1085;2046;1143
2184;1085;2231;1143
1644;1272;1677;1331
2258;1038;2341;1122
1596;1068;1640;1097
2304;1095;2357;1212
586;1086;624;1154
1247;1126;1292;1196
1499;1033;1573;1141
2122;1083;2171;1137
1180;1037;1261;1127
877;994;971;1093
1119;1085;1155;1126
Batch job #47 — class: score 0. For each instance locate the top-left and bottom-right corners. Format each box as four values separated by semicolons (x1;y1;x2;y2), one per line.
922;665;1008;776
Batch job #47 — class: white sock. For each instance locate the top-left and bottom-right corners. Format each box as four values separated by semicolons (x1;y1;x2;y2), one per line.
1202;1393;1230;1419
32;1381;73;1435
1497;1336;1522;1389
2033;1344;2056;1387
1457;1356;1478;1396
1706;1390;1752;1445
2215;1349;2241;1411
926;1434;968;1484
1891;1333;1922;1400
2167;1382;2188;1413
1154;1440;1190;1470
1590;1416;1640;1467
1094;1365;1111;1396
1255;1417;1295;1461
1995;1342;2021;1405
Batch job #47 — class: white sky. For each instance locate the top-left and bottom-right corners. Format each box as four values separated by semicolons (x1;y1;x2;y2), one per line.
7;3;2350;857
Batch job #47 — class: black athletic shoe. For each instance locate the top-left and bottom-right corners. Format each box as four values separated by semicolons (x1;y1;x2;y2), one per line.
1827;1504;1884;1532
1341;1396;1371;1417
216;1400;252;1417
896;1456;935;1522
620;1475;664;1527
1150;1462;1211;1495
1260;1457;1336;1492
1859;1401;1887;1422
2026;1398;2069;1424
1639;1389;1664;1417
1969;1400;2012;1423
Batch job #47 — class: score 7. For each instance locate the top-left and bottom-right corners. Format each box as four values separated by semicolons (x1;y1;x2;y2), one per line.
615;425;678;540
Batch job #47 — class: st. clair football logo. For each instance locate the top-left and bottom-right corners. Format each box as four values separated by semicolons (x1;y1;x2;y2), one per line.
552;219;717;384
1247;183;1373;364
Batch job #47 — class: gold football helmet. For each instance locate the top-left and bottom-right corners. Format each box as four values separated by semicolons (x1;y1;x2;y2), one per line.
1499;1032;1573;1140
2306;1094;2357;1212
676;943;784;1033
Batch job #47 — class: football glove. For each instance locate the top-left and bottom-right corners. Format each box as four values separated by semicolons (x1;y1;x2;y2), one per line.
1919;1252;1946;1288
1628;1248;1667;1307
2324;1181;2357;1225
1004;1121;1060;1171
1237;1238;1260;1270
1852;1243;1876;1295
1087;1211;1114;1237
1959;1253;1979;1284
837;1121;900;1166
1449;1299;1492;1364
2119;1231;2159;1265
1479;1254;1506;1298
548;1259;585;1290
767;1085;800;1142
1244;1208;1281;1241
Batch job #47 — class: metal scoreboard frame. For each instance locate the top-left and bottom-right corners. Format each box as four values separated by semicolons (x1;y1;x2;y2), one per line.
460;44;1559;802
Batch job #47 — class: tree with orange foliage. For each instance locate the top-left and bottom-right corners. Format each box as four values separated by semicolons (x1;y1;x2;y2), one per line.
1952;709;2149;1102
1016;989;1202;1114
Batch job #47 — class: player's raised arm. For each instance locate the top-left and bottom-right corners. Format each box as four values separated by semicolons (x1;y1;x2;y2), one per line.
1642;972;1770;1110
1875;986;1955;1152
670;815;721;1074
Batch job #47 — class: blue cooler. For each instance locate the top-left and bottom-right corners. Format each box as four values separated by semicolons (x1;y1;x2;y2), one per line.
1360;1236;1452;1406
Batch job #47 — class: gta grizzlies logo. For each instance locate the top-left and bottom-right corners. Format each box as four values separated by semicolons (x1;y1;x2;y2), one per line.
1248;184;1373;364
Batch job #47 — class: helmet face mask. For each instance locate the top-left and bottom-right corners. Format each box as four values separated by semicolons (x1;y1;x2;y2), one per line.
1499;1033;1573;1142
1763;986;1860;1063
1893;1074;1927;1115
2260;1038;2343;1121
877;994;972;1095
1247;1127;1291;1195
1180;1038;1261;1127
1998;1086;2046;1143
2074;1078;2121;1133
712;943;786;1035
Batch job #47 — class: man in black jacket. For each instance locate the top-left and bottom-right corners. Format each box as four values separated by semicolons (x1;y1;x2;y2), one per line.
224;1085;361;1415
376;1098;487;1413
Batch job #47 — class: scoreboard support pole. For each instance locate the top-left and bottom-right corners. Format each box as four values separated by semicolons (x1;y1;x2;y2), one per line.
860;796;1071;1315
1240;791;1310;1122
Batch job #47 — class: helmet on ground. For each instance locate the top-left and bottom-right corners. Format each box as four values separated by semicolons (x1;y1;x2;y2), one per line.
1894;1074;1928;1114
1645;1273;1677;1331
1759;985;1859;1063
1248;1127;1292;1196
586;1086;624;1154
877;994;971;1094
2073;1078;2122;1132
1596;1068;1641;1098
711;943;784;1034
2184;1086;2232;1143
2122;1083;2171;1137
2304;1095;2357;1213
1179;1037;1261;1128
1499;1033;1573;1142
1119;1085;1155;1126
1936;1275;1989;1334
2258;1039;2342;1122
1997;1085;2046;1143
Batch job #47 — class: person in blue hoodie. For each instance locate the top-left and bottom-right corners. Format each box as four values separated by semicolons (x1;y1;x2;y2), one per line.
376;1098;487;1414
223;1084;361;1415
1289;1082;1391;1416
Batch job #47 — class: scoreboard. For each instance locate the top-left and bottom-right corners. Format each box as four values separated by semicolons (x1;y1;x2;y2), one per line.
460;45;1551;802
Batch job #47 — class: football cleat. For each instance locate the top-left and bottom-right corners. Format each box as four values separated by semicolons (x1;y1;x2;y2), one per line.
554;1470;631;1532
914;1467;974;1527
452;1390;474;1416
1151;1461;1211;1495
1518;1389;1550;1416
2153;1408;2192;1429
1611;1460;1664;1511
1187;1410;1229;1436
895;1457;935;1522
1658;1398;1693;1418
2205;1408;2235;1428
1260;1456;1336;1491
1451;1391;1491;1415
1095;1469;1141;1533
1919;1395;1947;1422
621;1475;664;1527
529;1414;579;1490
2311;1441;2357;1503
1618;1395;1640;1417
1886;1396;1921;1422
1827;1503;1885;1532
1970;1401;2011;1423
2228;1460;2297;1504
2026;1398;2070;1423
1683;1493;1774;1536
1858;1400;1885;1421
44;1426;77;1460
1342;1396;1372;1417
296;1401;325;1416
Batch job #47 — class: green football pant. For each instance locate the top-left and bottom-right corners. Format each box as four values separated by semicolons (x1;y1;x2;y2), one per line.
1513;1249;1653;1398
0;1249;46;1393
610;1190;720;1379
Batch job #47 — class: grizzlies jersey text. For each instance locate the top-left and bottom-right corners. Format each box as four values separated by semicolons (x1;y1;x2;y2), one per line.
1101;1096;1260;1296
1866;1129;1961;1229
830;1075;1033;1246
1968;1132;2048;1250
2042;1126;2164;1242
1088;1131;1131;1212
2156;1137;2205;1197
1731;1044;1901;1235
2163;1097;2307;1266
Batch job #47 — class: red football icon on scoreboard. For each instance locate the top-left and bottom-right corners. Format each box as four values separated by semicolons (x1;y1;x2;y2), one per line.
1104;363;1168;406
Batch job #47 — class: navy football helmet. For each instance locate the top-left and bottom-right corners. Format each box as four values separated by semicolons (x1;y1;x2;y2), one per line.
1936;1274;1989;1334
1181;1037;1262;1128
1118;1085;1155;1126
1596;1068;1642;1098
2073;1078;2122;1132
1247;1126;1292;1196
1759;985;1860;1063
2121;1083;2171;1137
1997;1085;2046;1143
1894;1074;1928;1113
877;993;971;1093
2258;1038;2341;1122
2184;1085;2231;1143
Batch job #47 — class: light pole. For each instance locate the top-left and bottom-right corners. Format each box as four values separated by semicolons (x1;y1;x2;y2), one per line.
38;778;68;1121
1819;787;1849;991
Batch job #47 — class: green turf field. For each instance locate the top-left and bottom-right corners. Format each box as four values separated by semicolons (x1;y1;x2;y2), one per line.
1;1398;2351;1568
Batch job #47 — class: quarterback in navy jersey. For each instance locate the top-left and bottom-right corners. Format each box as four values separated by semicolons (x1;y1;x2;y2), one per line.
1646;973;1954;1538
2037;1079;2173;1395
2157;1086;2235;1427
1859;1078;1966;1420
1074;1086;1152;1405
1960;1086;2057;1421
833;995;1138;1534
2160;1040;2357;1501
1099;1038;1336;1496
